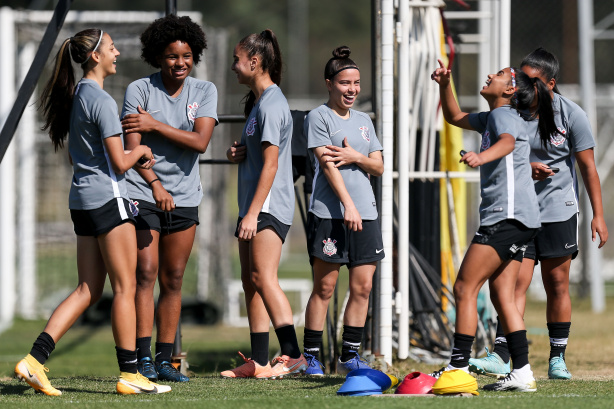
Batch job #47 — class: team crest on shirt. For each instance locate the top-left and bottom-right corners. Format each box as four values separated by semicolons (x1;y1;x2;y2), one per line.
187;102;199;122
359;126;370;142
550;127;567;146
322;238;338;256
480;130;491;150
129;200;139;217
246;117;258;136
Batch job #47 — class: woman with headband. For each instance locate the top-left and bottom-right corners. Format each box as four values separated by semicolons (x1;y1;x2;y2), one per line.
301;46;384;375
430;59;556;392
14;29;170;395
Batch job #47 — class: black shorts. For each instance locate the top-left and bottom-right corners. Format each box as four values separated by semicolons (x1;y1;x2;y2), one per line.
307;213;385;267
524;214;578;262
234;212;291;242
133;200;199;234
471;219;538;262
70;198;136;237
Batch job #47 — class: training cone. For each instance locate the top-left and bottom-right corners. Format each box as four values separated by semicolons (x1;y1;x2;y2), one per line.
337;375;382;396
431;369;479;396
395;372;437;395
346;369;393;391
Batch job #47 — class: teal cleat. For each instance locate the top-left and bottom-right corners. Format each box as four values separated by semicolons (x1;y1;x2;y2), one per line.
548;354;572;379
468;348;510;379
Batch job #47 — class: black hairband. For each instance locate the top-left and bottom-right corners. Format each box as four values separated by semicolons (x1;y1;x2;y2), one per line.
326;65;359;80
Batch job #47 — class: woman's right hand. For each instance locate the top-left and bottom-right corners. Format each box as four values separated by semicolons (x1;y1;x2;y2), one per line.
343;204;363;232
152;184;175;212
531;162;555;180
227;141;246;163
135;145;155;169
431;59;451;86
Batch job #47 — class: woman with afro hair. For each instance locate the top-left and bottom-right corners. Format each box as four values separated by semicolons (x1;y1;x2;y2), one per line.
121;14;218;383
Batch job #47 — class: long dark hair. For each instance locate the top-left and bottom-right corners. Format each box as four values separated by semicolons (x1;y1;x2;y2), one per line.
39;28;104;151
520;47;560;94
512;67;557;147
237;29;282;117
324;45;359;81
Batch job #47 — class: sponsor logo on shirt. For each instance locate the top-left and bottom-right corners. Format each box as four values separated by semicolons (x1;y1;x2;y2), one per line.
480;130;491;150
360;126;370;142
246;117;257;136
331;129;342;137
187;102;199;122
322;238;338;256
550;128;567;146
566;201;575;206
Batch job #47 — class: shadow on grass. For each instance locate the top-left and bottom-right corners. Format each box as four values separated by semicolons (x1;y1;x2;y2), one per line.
0;377;113;395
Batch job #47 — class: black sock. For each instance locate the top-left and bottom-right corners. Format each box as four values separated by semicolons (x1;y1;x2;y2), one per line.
274;325;301;359
250;332;270;366
450;332;474;368
341;325;363;362
136;337;152;360
506;330;529;369
493;317;511;363
303;328;323;356
154;342;174;364
547;322;571;360
29;332;56;365
116;347;138;374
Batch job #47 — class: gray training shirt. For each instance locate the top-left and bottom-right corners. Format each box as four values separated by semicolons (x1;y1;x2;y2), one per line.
530;93;596;223
306;104;383;220
121;73;218;207
69;79;128;210
237;84;295;225
468;105;540;228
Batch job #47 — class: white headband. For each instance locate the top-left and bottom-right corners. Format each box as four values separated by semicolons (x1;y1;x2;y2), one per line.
83;30;104;64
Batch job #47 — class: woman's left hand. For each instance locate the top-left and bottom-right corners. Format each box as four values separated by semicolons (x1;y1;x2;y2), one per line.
592;215;609;248
122;105;158;134
238;213;258;241
460;151;484;168
324;138;361;168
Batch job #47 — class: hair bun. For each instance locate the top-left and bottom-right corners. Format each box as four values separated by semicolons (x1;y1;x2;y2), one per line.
332;46;351;59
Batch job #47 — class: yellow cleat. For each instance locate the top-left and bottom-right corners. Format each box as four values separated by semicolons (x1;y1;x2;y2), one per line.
14;354;62;396
116;372;172;395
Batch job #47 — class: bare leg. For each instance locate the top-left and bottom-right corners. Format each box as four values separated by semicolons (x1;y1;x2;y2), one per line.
489;260;525;334
135;229;160;339
344;263;376;327
541;256;572;323
239;240;270;333
304;259;340;330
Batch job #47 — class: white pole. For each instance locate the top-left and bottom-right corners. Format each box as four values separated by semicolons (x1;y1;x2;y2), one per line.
396;0;410;360
17;42;37;319
577;0;604;313
477;0;491;112
0;7;17;330
498;0;511;68
379;0;395;365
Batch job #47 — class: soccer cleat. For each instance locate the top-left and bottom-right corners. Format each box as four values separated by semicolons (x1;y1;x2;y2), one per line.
429;367;446;380
548;354;572;380
469;348;510;379
337;351;371;374
256;354;308;379
483;370;537;392
137;357;158;382
14;354;62;396
220;351;271;378
116;372;172;394
156;361;189;382
304;353;325;376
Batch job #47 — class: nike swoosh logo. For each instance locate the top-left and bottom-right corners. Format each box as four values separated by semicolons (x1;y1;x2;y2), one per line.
375;249;384;254
284;361;304;372
126;381;157;393
565;243;576;249
26;367;35;379
257;220;262;223
330;129;342;136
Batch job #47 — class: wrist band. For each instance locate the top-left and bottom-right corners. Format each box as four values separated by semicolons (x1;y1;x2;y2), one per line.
147;178;160;187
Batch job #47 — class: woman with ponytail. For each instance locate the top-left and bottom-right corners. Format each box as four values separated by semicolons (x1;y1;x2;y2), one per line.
469;48;608;381
221;29;307;379
120;15;218;384
429;59;557;392
301;46;384;375
15;29;170;395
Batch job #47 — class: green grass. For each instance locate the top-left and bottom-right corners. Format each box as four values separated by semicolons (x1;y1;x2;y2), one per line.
2;299;614;408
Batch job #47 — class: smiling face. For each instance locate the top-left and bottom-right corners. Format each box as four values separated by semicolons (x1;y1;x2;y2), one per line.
326;68;360;114
157;40;193;83
479;67;515;101
96;33;120;77
231;44;255;85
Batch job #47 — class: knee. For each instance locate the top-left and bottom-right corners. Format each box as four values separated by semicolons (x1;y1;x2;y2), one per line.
249;271;265;293
313;280;336;301
160;267;185;294
453;280;470;302
136;262;159;288
75;283;103;307
350;280;372;301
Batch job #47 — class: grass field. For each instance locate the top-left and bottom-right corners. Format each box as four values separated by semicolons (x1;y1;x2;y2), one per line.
1;297;614;408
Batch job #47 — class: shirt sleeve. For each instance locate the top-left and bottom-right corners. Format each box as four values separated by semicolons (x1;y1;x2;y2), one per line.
490;108;520;140
196;82;219;124
305;111;331;149
468;111;490;134
366;117;383;153
121;80;147;119
258;103;285;147
93;96;122;139
568;108;596;153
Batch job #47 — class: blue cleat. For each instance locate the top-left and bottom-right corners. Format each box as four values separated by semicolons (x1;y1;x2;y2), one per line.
304;353;325;376
137;357;158;382
468;348;510;379
156;361;189;382
548;354;572;379
337;351;371;375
